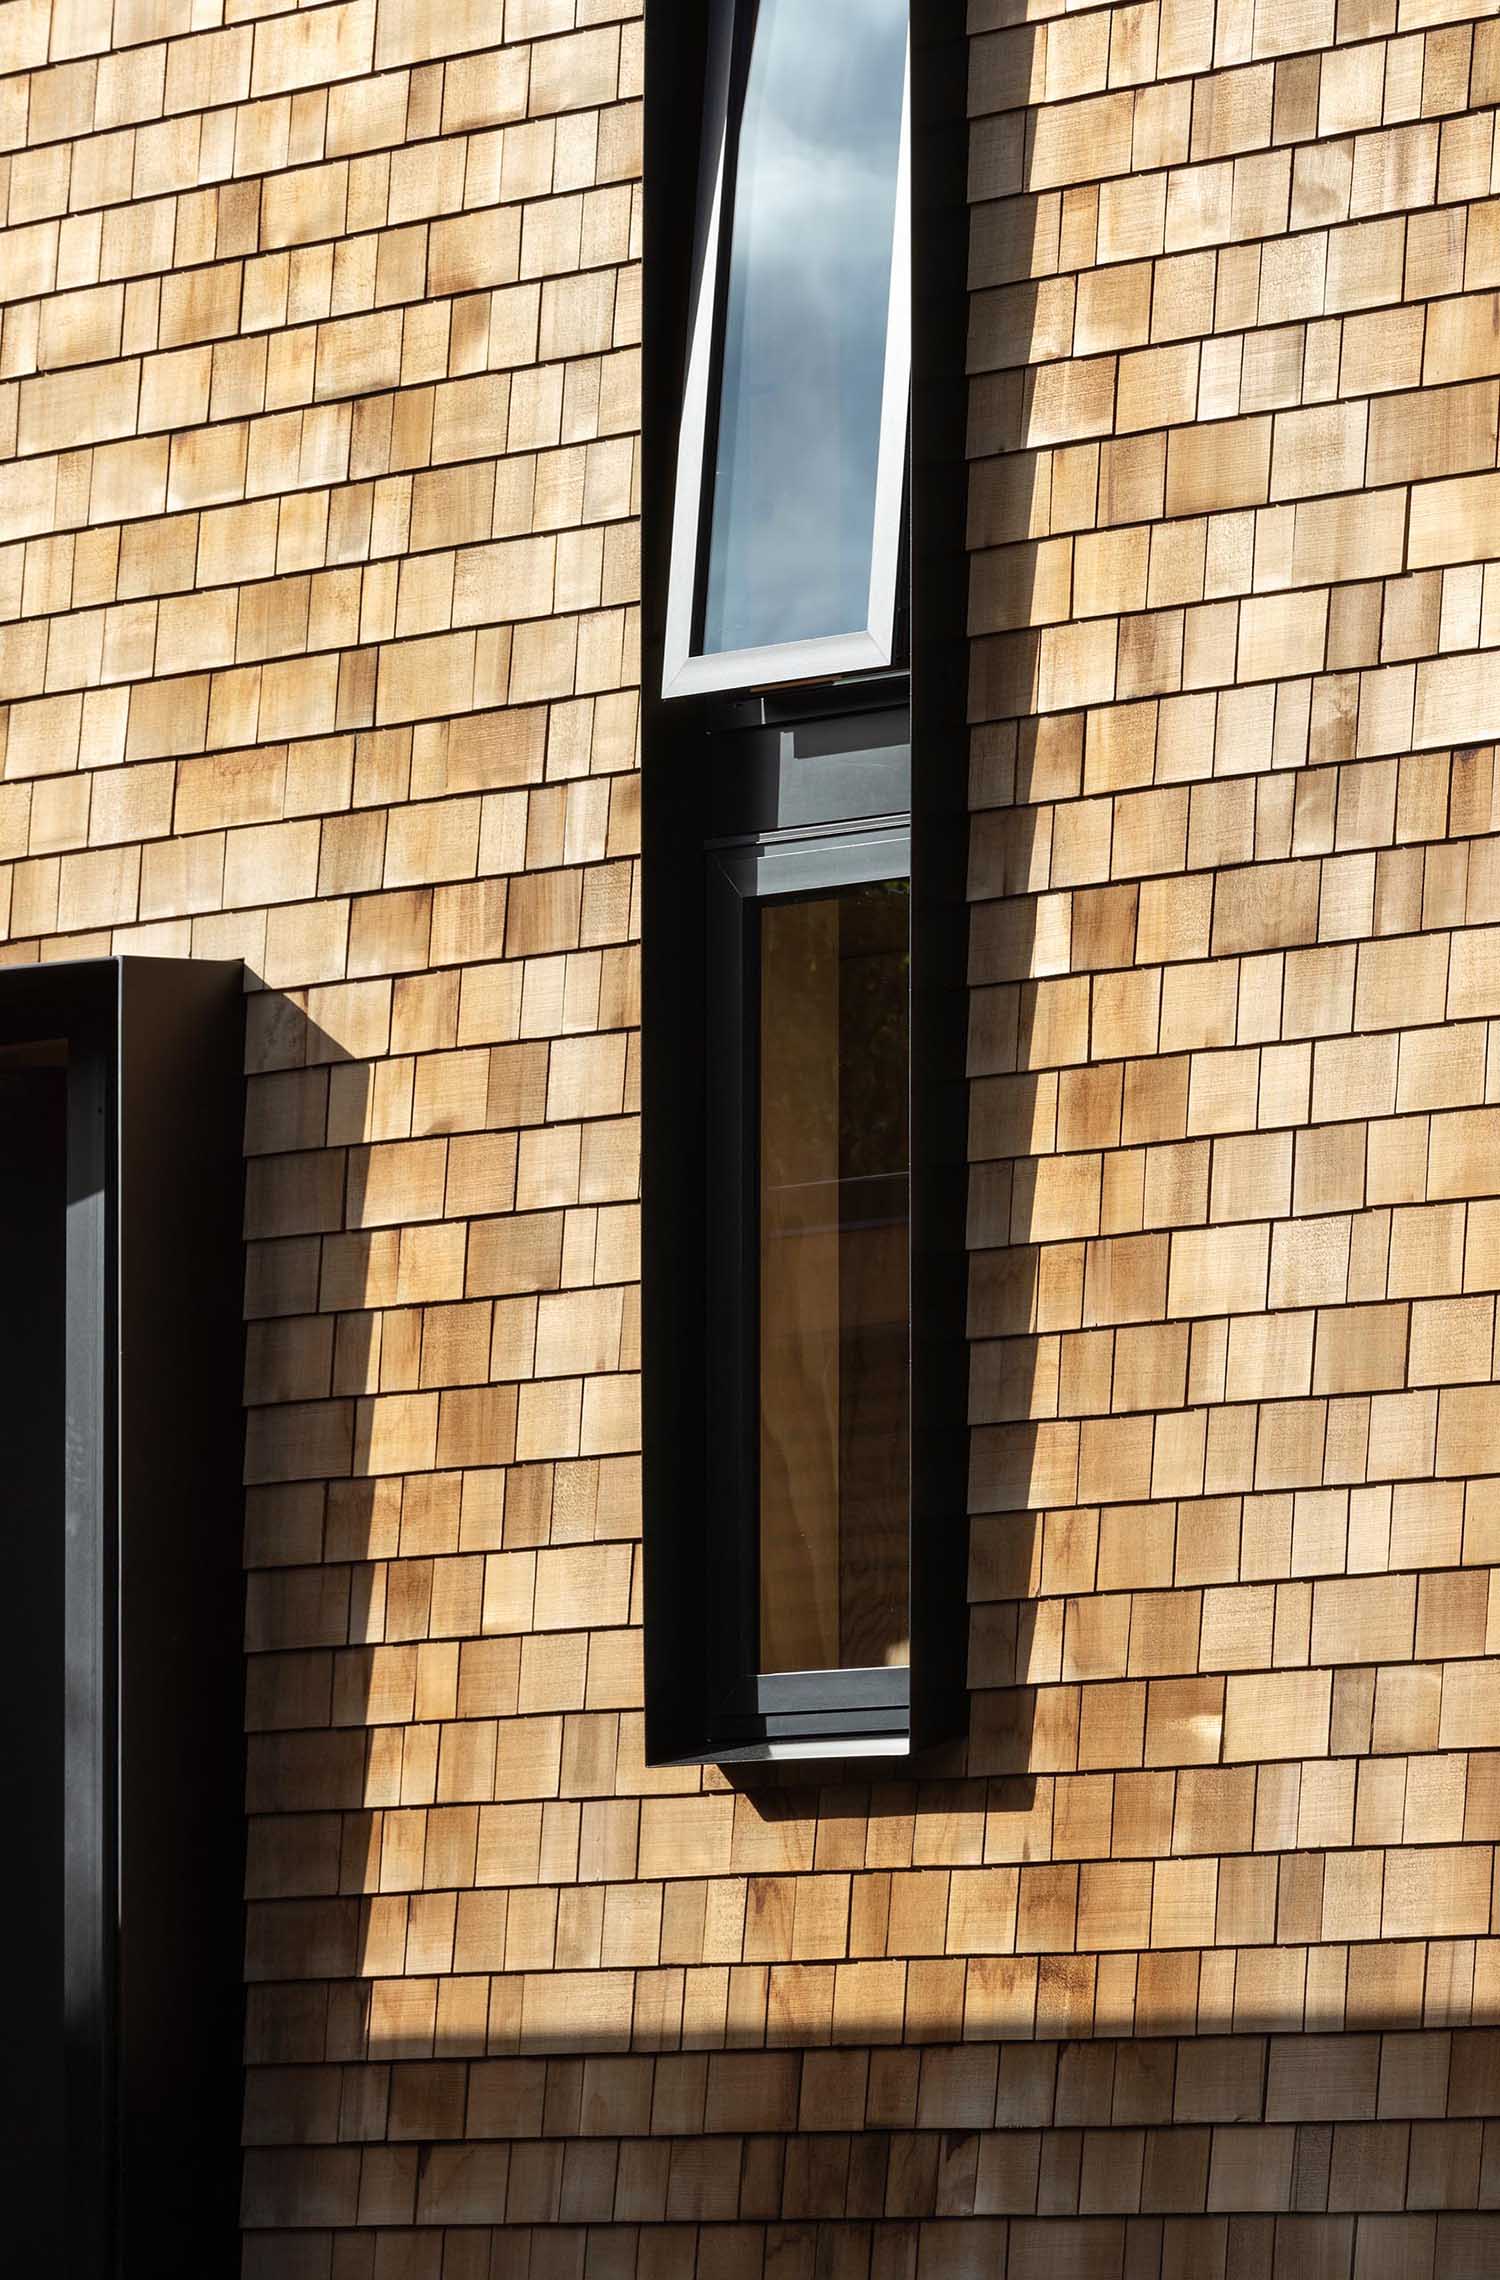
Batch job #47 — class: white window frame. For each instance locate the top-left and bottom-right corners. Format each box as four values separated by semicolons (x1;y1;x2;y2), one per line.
662;0;912;703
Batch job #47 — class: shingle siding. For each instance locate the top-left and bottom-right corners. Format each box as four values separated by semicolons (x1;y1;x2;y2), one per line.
4;0;1499;2268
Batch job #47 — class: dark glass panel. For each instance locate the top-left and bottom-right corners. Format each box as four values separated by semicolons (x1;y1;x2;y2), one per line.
757;880;909;1672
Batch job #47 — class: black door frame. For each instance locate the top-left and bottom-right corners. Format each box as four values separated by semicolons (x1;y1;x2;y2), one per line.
0;956;245;2278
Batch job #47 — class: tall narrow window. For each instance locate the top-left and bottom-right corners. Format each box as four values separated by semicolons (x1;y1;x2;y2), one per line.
644;0;968;1766
663;0;911;696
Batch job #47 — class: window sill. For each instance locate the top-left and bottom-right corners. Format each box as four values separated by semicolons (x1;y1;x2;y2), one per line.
654;1718;915;1769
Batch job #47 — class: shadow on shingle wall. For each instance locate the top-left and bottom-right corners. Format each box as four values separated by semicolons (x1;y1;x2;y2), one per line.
229;6;1500;2270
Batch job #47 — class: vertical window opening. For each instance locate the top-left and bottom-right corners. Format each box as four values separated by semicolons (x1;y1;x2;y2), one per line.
645;0;971;1766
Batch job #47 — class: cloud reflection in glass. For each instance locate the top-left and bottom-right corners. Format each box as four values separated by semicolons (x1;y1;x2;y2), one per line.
701;0;909;658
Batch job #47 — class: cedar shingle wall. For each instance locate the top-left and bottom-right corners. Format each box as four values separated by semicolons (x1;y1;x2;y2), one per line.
963;2;1500;2274
3;0;1499;2270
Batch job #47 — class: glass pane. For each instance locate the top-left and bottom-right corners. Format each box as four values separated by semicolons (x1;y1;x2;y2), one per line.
701;0;908;658
758;880;909;1673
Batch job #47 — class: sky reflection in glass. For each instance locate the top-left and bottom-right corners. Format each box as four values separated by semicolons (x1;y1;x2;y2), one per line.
701;0;908;658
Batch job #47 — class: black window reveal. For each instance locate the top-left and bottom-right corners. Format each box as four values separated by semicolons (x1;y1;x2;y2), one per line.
643;0;969;1765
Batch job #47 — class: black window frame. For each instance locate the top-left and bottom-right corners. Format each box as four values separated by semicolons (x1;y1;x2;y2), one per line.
707;821;913;1745
641;0;969;1767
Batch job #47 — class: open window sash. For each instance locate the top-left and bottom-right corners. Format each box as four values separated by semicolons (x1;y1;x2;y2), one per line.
662;0;912;701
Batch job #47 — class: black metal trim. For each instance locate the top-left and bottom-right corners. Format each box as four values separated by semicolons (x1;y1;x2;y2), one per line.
907;0;972;1754
0;955;245;2278
115;955;246;2275
64;1009;116;2274
643;0;710;1763
705;850;760;1689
